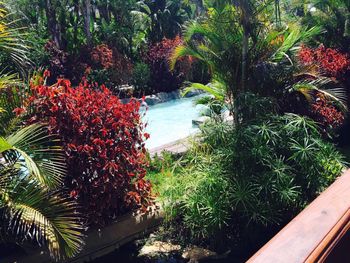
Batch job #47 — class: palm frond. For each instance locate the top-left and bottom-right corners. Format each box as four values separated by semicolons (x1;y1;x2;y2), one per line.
0;72;20;90
0;3;30;71
271;25;322;62
170;44;207;70
1;174;84;260
292;77;348;111
5;124;66;188
182;80;226;101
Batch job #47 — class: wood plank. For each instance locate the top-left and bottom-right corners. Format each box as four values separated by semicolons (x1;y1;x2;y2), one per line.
248;169;350;263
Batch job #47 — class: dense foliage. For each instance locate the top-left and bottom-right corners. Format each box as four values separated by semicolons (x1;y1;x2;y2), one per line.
0;5;84;260
298;45;350;79
146;36;193;93
5;0;195;95
26;77;152;225
158;110;346;255
2;0;350;261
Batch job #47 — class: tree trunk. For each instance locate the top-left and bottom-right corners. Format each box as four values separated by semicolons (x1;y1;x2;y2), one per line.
98;1;110;23
241;29;248;92
83;0;92;47
73;0;80;48
44;0;62;49
239;0;250;93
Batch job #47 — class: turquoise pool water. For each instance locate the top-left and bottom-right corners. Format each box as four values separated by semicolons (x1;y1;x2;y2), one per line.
142;96;204;150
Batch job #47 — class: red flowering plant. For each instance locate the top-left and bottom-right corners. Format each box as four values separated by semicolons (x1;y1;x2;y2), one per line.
294;45;349;135
24;74;152;225
298;44;350;80
146;36;193;93
90;44;114;69
85;45;133;89
311;93;345;134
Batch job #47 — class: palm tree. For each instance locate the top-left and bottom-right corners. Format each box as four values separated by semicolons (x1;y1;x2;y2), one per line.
170;1;346;123
0;4;84;260
136;0;191;43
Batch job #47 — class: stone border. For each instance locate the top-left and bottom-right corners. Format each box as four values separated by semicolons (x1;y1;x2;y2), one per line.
149;138;192;157
121;89;204;106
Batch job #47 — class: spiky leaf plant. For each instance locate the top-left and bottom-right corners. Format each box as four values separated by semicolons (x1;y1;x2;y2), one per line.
157;96;346;247
0;124;84;260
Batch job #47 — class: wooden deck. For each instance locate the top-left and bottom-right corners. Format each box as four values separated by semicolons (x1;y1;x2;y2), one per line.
248;169;350;263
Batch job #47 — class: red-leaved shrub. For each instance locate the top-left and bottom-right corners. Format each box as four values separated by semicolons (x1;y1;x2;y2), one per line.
27;77;152;225
146;36;193;92
299;45;350;79
311;94;345;131
90;44;114;69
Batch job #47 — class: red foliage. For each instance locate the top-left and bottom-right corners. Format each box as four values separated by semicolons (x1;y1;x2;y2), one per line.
28;77;152;225
90;44;114;69
147;36;184;64
44;41;68;78
146;36;193;92
299;45;350;79
311;94;345;130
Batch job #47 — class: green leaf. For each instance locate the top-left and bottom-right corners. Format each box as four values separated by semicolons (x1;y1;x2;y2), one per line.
0;136;12;152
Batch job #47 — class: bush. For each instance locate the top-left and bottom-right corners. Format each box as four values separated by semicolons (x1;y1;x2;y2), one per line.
146;36;193;93
27;77;152;225
132;62;151;96
90;44;114;69
159;109;346;250
311;93;345;134
44;40;68;80
298;45;350;79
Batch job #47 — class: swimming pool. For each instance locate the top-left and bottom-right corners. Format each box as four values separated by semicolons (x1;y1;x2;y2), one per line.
142;96;204;150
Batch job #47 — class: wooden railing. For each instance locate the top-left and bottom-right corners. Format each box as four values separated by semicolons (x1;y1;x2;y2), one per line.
248;169;350;263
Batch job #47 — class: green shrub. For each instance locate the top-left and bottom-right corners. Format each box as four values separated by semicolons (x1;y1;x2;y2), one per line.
132;62;151;96
158;111;346;247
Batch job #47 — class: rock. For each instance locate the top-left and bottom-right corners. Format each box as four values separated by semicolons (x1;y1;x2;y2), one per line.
222;110;234;124
170;90;182;100
145;95;161;106
119;84;134;92
156;92;168;102
182;246;217;263
139;241;181;257
192;116;211;127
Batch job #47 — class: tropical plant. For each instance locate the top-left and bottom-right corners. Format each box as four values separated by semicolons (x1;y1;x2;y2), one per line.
27;77;152;225
132;62;151;96
147;36;192;92
170;2;339;124
159;107;346;252
135;0;192;43
0;3;30;72
0;122;84;260
295;0;350;52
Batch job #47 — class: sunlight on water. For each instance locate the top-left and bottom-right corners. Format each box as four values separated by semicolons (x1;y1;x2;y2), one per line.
142;96;204;150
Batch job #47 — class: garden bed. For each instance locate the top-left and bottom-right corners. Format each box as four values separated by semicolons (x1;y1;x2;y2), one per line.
3;209;163;263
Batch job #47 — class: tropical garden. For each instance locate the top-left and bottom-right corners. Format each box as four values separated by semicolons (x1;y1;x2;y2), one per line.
0;0;349;262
